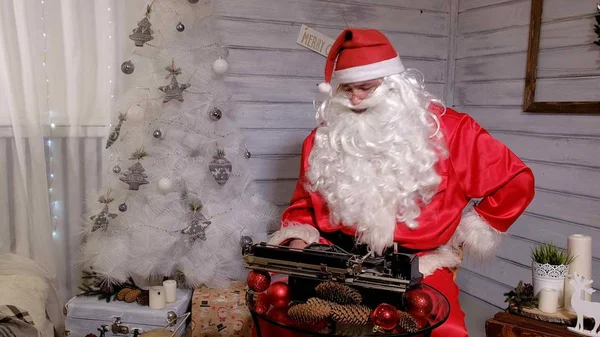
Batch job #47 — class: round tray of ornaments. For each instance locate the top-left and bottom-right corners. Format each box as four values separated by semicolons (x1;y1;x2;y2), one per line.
507;305;593;326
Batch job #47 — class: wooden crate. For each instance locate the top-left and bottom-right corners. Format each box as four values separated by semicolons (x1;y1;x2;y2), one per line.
485;311;585;337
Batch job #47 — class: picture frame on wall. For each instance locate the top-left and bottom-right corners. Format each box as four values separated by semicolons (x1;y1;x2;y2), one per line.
523;0;600;114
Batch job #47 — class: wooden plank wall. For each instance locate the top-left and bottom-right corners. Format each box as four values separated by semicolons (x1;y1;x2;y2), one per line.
214;0;450;226
453;0;600;307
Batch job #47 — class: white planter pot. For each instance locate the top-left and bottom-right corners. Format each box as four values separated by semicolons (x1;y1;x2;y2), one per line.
532;262;568;308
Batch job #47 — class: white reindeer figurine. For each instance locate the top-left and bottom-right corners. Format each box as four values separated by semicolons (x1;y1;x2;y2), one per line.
567;272;599;336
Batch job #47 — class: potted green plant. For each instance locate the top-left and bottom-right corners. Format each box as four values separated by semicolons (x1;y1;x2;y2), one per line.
531;242;576;308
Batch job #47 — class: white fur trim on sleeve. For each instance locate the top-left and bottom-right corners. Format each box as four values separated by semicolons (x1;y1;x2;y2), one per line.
449;208;503;262
266;222;320;246
418;245;462;277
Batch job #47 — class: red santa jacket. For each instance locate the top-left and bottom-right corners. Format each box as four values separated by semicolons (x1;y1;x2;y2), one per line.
269;108;535;256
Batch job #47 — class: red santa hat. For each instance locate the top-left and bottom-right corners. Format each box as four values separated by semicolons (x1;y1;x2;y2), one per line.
318;28;405;93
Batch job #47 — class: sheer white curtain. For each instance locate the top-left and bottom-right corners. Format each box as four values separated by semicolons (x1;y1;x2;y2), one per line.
0;0;119;320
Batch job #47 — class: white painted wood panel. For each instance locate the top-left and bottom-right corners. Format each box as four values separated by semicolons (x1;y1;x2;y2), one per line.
456;268;511;308
527;189;600;229
250;156;301;181
228;48;446;83
216;0;448;36
458;0;598;35
527;161;600;199
510;214;600;252
242;130;309;156
454;77;600;106
459;0;514;13
454;0;600;313
456;46;600;82
535;76;600;102
458;0;530;35
248;180;297;206
492;132;600;168
235;102;316;129
457;19;593;59
217;19;449;59
342;0;448;12
457;106;600;136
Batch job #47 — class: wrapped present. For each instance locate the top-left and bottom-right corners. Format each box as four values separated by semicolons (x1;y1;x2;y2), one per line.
191;281;252;337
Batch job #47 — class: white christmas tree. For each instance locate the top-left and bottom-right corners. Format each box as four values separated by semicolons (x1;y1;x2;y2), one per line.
79;0;276;290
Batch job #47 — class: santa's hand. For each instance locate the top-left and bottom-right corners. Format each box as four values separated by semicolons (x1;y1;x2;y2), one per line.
289;239;308;249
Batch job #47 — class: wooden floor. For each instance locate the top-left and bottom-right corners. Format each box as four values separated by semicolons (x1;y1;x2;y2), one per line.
460;291;501;337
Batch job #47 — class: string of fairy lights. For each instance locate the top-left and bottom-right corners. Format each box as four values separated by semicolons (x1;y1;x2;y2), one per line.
40;0;59;238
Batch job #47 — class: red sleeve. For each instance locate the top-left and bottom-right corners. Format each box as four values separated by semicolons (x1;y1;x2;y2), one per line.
273;130;331;245
281;131;318;227
449;115;535;232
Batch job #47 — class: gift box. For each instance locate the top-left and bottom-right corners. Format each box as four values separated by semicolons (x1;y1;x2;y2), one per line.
190;281;253;337
64;289;192;337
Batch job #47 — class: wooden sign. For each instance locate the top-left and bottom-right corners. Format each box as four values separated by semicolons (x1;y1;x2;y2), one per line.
296;25;334;57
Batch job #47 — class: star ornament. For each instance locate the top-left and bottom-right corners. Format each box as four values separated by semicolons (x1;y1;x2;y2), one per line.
159;59;191;103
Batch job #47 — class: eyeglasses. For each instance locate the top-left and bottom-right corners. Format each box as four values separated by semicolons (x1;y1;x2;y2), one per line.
337;82;381;99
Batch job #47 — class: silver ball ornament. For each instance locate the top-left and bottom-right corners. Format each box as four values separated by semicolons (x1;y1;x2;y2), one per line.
239;236;253;248
118;203;127;212
153;130;162;139
209;108;222;121
121;61;134;74
113;165;121;174
176;22;185;32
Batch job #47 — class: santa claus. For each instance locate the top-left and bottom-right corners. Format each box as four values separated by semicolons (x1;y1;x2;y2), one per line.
267;28;535;336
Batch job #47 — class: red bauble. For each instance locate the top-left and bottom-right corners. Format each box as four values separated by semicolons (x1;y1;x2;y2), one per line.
266;307;294;326
404;289;434;318
247;270;271;292
253;293;270;315
370;303;400;331
414;316;429;330
266;281;291;308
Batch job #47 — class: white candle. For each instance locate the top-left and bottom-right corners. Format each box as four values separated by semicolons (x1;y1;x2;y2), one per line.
163;280;177;303
564;234;592;311
149;286;166;310
538;288;559;314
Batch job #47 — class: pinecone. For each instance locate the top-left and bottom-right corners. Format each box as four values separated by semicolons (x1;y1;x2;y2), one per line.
397;311;418;333
307;297;333;308
136;290;150;306
315;282;362;305
331;304;371;325
125;289;142;303
288;303;331;323
117;288;132;301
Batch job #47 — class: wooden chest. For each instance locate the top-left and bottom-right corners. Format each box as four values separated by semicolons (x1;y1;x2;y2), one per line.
485;311;583;337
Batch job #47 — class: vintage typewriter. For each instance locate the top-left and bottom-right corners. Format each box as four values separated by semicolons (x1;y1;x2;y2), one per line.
242;240;422;308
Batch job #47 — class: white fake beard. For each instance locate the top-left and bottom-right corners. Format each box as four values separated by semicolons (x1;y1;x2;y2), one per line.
307;80;444;255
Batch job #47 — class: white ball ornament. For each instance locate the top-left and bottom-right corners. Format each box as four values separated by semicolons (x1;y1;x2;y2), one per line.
158;178;173;194
127;105;144;123
212;58;229;75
